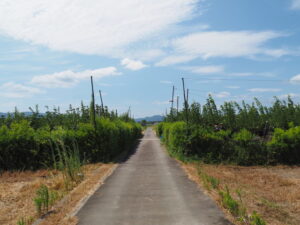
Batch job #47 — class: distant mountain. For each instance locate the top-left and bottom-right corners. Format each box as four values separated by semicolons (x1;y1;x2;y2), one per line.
135;115;164;122
0;112;7;117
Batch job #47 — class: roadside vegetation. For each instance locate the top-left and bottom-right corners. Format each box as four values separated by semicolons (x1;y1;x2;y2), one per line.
0;95;141;224
0;103;141;171
157;95;300;165
157;95;300;224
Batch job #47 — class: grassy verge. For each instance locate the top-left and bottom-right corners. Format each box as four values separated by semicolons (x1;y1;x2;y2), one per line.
180;162;300;225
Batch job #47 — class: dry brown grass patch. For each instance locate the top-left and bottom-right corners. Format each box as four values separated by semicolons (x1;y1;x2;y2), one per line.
180;162;300;225
0;163;115;225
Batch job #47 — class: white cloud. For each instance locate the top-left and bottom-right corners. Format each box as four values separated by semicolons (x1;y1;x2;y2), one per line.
248;88;281;93
155;55;196;66
31;67;120;88
126;49;165;61
209;91;230;98
157;31;287;65
229;72;254;77
291;0;300;9
290;74;300;83
0;82;42;98
121;58;147;71
183;65;224;74
0;0;197;56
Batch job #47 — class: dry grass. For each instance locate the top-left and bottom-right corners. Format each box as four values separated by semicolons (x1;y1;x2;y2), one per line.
0;163;115;225
181;162;300;225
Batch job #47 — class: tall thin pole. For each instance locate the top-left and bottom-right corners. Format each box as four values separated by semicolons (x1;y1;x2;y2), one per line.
99;90;104;109
171;85;175;110
182;78;188;124
90;76;96;128
187;89;189;106
182;78;186;106
176;96;179;114
170;85;175;120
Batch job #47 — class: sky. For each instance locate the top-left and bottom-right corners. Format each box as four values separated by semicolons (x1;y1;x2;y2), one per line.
1;0;300;117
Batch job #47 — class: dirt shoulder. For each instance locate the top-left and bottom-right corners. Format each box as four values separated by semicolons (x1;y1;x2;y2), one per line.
0;163;116;225
181;163;300;225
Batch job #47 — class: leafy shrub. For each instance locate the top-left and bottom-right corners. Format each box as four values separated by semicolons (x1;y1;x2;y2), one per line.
233;129;268;165
0;118;141;171
268;126;300;164
159;122;276;165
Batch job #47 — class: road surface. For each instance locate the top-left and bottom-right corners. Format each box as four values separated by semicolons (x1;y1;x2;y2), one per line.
77;128;231;225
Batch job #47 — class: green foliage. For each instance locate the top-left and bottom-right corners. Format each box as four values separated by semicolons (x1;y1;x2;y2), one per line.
53;141;83;189
0;103;142;171
197;167;220;190
219;186;240;217
233;129;268;165
17;217;33;225
166;95;300;135
34;184;49;215
159;113;300;165
268;126;300;164
33;184;59;216
250;211;267;225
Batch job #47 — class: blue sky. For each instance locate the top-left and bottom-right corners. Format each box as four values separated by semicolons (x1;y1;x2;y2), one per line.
1;0;300;117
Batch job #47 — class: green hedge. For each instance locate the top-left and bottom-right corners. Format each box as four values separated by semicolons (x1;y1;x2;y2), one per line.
0;118;142;170
157;122;300;165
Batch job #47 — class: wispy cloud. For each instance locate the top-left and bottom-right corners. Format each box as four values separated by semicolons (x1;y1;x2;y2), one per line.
157;31;288;65
208;91;230;98
290;74;300;83
31;67;120;88
155;55;196;66
248;88;281;92
182;65;224;74
0;0;197;56
0;82;42;98
121;58;147;71
291;0;300;9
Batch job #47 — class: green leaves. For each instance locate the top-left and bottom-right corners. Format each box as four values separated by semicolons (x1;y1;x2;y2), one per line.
0;118;141;171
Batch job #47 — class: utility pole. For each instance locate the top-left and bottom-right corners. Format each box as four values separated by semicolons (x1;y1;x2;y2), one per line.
90;76;96;129
182;77;188;124
170;85;175;120
99;90;104;116
187;89;189;106
99;90;104;109
176;96;179;114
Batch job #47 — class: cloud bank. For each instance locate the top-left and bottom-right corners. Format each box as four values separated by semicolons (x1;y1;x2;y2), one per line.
0;82;42;98
0;0;197;56
31;67;120;88
157;31;287;65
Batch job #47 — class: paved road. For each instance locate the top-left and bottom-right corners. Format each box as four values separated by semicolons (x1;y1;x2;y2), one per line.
77;128;231;225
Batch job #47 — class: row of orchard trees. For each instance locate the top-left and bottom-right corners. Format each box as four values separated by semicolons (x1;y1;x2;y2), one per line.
0;102;142;171
158;95;300;165
167;95;300;135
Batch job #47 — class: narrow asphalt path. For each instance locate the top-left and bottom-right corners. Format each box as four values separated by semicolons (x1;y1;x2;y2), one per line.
77;128;231;225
